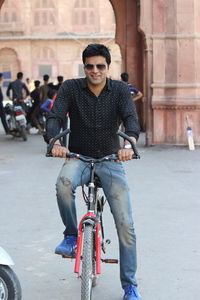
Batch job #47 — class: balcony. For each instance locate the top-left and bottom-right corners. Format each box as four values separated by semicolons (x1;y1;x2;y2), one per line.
0;21;25;36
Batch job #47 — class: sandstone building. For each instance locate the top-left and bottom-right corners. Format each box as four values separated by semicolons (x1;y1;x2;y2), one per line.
0;0;121;84
0;0;200;146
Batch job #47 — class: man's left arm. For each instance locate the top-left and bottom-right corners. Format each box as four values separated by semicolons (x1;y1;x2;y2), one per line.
118;84;140;161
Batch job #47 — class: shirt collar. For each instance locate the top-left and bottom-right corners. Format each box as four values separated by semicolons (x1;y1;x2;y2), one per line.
81;77;112;91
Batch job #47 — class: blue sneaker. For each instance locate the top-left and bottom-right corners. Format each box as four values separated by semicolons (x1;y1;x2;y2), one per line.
123;285;142;300
55;236;77;257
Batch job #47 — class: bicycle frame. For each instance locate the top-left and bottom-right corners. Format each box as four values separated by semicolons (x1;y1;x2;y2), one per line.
74;162;102;275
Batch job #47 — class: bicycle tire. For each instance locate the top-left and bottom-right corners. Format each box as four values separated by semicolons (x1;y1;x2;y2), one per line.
81;224;94;300
92;234;97;287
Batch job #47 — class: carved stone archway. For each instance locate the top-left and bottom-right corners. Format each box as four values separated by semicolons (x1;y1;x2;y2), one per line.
110;0;149;140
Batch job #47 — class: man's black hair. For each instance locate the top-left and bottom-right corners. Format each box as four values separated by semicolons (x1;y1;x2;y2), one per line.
43;74;49;81
121;72;129;82
34;80;40;88
17;72;23;79
0;73;3;78
82;44;111;65
57;76;63;82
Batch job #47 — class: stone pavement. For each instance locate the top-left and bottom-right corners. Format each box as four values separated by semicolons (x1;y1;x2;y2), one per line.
0;126;200;300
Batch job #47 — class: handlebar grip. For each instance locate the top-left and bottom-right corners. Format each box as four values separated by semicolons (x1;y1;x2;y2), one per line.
117;130;140;158
46;129;71;157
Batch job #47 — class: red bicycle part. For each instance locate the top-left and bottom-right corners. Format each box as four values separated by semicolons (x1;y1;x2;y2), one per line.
74;212;99;274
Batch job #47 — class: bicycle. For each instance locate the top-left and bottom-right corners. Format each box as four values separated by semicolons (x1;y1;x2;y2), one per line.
46;129;140;300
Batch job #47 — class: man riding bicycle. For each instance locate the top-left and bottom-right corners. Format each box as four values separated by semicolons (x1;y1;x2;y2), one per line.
44;44;142;300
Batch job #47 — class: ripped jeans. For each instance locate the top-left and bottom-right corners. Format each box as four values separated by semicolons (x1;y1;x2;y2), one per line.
56;158;137;288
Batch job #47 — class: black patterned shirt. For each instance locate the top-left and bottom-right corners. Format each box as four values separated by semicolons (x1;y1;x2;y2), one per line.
45;78;140;158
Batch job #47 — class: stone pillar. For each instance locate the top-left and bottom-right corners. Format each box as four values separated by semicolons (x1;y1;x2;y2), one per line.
111;0;145;130
151;0;200;144
0;0;4;9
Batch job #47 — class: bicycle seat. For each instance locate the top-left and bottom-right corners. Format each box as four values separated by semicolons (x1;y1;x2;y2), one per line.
86;175;102;188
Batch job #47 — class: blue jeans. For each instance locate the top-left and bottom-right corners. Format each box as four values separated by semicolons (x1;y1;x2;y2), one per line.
56;158;137;288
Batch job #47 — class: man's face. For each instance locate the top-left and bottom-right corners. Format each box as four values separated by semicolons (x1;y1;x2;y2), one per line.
84;56;109;86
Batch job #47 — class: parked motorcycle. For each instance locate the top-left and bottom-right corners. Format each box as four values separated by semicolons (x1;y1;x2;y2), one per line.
5;100;28;141
0;247;22;300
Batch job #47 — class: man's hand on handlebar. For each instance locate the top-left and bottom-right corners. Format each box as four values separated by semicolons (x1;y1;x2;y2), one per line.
117;148;134;162
51;141;69;159
46;130;140;160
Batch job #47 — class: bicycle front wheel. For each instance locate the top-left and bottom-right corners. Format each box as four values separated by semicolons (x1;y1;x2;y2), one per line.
81;224;94;300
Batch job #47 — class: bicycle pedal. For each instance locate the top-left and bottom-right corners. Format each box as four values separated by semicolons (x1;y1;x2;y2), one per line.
101;258;118;264
62;254;75;259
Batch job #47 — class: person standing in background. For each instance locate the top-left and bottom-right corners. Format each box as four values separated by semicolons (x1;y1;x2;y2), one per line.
0;73;9;134
30;80;44;133
40;74;50;104
6;72;30;102
120;72;143;101
54;76;64;91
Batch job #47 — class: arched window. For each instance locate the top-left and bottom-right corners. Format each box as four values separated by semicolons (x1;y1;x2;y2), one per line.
89;0;94;7
72;0;99;32
49;13;55;25
82;0;87;7
33;0;57;27
12;12;17;22
82;11;86;24
3;12;9;23
73;12;79;25
43;0;48;8
38;47;55;60
0;0;21;23
89;11;94;25
42;12;47;25
74;0;80;8
34;12;39;26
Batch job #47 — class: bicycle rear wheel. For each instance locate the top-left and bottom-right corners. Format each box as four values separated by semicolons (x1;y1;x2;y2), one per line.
81;224;94;300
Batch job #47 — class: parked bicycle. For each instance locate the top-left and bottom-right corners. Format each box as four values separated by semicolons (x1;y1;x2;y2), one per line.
46;129;140;300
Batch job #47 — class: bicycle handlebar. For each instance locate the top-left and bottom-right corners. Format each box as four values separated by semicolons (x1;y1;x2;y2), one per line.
46;128;140;160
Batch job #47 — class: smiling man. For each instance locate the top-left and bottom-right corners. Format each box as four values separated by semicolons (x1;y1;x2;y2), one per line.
44;44;141;300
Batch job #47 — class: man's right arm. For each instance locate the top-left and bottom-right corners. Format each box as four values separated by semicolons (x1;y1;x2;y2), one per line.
44;82;69;149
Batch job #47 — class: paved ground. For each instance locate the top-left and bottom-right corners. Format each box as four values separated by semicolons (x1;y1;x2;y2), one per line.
0;126;200;300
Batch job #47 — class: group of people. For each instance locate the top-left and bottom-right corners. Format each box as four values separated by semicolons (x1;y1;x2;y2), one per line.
27;74;64;133
0;72;65;135
1;43;143;300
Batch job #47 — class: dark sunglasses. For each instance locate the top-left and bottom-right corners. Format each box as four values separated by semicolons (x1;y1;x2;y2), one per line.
84;63;106;71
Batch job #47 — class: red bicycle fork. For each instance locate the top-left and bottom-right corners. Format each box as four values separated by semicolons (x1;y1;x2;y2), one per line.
74;212;101;275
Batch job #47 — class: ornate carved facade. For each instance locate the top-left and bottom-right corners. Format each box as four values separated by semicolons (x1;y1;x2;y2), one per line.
0;0;120;82
0;0;200;146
